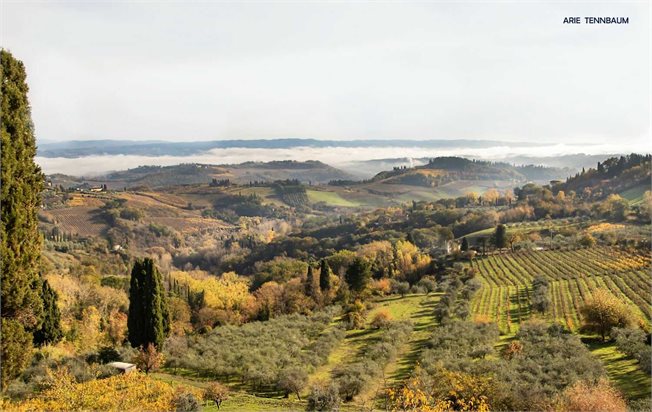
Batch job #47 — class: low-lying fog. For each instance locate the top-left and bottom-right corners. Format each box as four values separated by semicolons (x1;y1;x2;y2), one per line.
36;142;642;177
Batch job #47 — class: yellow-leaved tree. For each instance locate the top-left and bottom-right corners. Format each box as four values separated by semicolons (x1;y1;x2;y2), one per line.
171;270;250;310
1;368;176;411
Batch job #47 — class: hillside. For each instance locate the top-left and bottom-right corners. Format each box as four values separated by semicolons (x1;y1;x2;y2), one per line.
48;160;355;189
369;156;570;188
17;152;652;412
552;154;651;199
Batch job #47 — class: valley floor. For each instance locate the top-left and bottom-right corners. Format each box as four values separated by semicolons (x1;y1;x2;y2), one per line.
152;288;651;410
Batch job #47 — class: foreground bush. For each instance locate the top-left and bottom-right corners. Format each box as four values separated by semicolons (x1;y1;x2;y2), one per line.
0;369;176;411
306;382;341;411
556;379;627;412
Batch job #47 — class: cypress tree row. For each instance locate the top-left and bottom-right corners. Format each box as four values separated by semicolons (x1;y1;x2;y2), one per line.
127;258;170;349
33;280;63;346
305;265;315;296
319;259;331;292
1;50;50;388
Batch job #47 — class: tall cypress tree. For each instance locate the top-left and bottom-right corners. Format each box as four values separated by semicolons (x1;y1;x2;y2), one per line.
319;259;332;292
127;258;170;349
493;224;507;249
305;265;315;297
33;280;63;346
1;50;46;387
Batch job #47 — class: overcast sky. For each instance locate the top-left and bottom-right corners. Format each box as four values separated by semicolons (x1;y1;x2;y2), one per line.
1;1;649;145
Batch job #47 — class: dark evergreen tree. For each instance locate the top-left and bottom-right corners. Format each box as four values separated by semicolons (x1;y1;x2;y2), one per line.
493;224;507;249
187;289;206;327
344;257;371;294
478;237;488;256
319;259;332;292
0;319;33;388
460;237;469;252
1;50;46;387
33;280;63;346
406;231;414;244
305;265;315;297
127;258;170;349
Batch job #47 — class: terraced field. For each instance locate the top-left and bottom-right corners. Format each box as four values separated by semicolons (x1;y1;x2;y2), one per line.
45;207;107;237
470;247;651;333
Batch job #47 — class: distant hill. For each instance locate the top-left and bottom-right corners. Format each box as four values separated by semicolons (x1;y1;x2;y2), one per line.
369;157;571;187
48;161;354;189
37;138;537;158
552;154;651;198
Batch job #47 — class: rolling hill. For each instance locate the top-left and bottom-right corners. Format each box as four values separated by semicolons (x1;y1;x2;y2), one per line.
48;161;355;189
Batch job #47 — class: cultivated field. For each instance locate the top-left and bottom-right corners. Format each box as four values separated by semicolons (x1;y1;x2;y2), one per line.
470;247;651;334
44;207;107;237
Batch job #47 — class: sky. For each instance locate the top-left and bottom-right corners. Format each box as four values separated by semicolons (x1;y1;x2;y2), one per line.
1;1;650;146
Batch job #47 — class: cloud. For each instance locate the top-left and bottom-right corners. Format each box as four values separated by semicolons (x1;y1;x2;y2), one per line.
3;2;649;143
35;141;647;176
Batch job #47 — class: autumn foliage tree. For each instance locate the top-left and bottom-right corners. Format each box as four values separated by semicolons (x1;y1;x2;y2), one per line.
556;379;627;412
580;289;637;341
203;382;229;409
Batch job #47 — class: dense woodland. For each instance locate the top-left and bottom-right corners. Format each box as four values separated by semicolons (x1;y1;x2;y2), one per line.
2;50;652;412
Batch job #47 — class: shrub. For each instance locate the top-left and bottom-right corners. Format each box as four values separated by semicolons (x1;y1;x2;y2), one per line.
203;382;229;409
306;382;340;411
556;379;626;412
333;363;373;401
132;344;164;374
2;370;175;411
392;280;410;297
119;207;143;221
416;276;437;294
173;390;201;412
613;327;651;373
343;300;366;330
277;367;308;400
370;310;392;329
97;346;121;364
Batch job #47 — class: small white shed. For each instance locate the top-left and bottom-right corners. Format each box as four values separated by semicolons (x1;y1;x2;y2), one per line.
107;361;136;374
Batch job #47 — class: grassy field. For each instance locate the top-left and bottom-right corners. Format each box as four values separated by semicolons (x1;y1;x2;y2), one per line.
619;184;649;205
587;340;652;401
461;217;586;241
306;190;361;207
308;293;440;408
